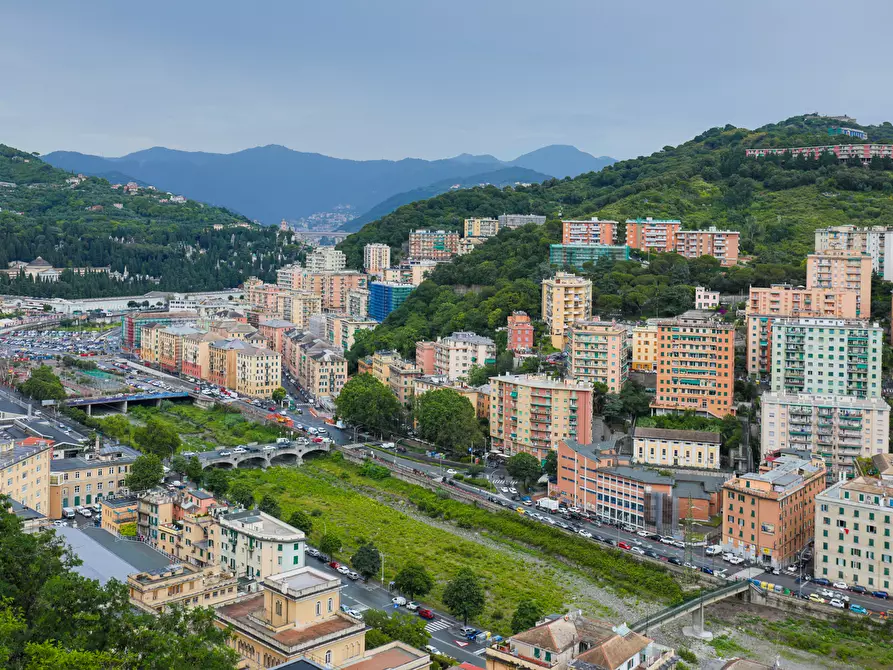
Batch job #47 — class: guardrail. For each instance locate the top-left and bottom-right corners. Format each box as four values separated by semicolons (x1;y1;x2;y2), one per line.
631;579;751;632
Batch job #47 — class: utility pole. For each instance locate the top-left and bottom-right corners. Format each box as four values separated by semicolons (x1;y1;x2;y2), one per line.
683;494;696;583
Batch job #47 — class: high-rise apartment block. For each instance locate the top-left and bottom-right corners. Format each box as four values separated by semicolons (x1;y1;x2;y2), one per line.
464;217;500;239
624;218;681;252
542;272;592;349
561;218;618;245
506;311;534;351
631;323;659;372
346;288;369;319
651;317;736;419
806;249;872;317
761;392;889;475
433;332;496;381
489;374;593;460
815;225;893;281
408;229;459;260
498;213;546;229
305;247;347;272
565;320;630;393
769;318;883;399
363;243;391;275
368;281;414;321
674;227;740;266
721;453;826;568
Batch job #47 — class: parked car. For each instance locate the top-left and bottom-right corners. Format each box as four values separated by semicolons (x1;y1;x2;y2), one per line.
52;520;67;527
418;609;435;620
850;585;867;594
347;571;361;581
306;548;320;557
337;565;351;575
425;646;441;656
636;530;649;538
668;557;683;566
644;550;661;559
850;604;868;615
873;590;890;599
812;577;831;586
328;561;340;570
346;608;362;618
618;542;631;550
391;596;407;606
233;447;247;454
808;594;826;604
630;546;645;555
458;626;476;636
832;581;848;590
829;599;845;609
405;601;419;612
705;545;722;556
219;450;232;456
727;556;744;565
578;530;592;539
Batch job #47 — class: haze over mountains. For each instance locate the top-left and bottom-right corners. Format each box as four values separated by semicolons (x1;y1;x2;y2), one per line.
42;144;615;229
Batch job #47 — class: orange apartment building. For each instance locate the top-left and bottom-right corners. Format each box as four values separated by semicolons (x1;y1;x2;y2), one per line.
631;323;659;372
506;311;535;352
675;227;740;266
415;341;436;375
561;218;618;245
565;320;630;393
182;331;225;379
721;453;826;568
207;339;282;398
805;249;872;317
408;229;459;261
303;271;368;311
258;318;296;354
542;272;593;348
745;284;859;378
651;317;736;419
489;374;593;460
625;218;681;252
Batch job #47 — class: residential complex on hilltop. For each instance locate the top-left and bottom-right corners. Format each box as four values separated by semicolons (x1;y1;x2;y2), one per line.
408;229;459;261
561;218;617;245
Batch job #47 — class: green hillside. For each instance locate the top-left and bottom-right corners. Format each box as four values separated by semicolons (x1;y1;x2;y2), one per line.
0;144;305;298
340;115;893;362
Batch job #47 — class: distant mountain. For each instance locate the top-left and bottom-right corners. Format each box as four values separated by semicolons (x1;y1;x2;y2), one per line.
42;144;615;226
343;166;551;232
510;145;615;179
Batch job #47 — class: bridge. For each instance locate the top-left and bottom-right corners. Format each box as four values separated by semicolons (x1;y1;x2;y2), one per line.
0;315;67;334
198;441;330;469
64;391;191;415
631;579;756;640
293;230;349;244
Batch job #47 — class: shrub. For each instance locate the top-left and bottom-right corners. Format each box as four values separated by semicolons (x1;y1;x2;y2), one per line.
118;522;137;537
678;648;696;664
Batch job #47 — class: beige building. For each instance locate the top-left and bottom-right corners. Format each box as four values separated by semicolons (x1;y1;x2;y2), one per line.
363;243;391;275
0;437;53;519
814;455;893;589
806;249;872;317
339;318;377;352
388;359;424;405
217;508;306;580
49;443;139;516
464;217;500;239
632;427;721;470
128;563;239;613
181;330;225;380
346;289;369;319
814;225;893;281
283;331;349;402
207;339;282;398
565;320;630;393
542;272;593;348
306;247;347;273
433;332;496;381
631;323;659;372
277;290;323;329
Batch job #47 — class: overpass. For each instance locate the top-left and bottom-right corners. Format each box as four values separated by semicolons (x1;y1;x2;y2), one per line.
198;441;330;469
631;579;757;640
64;390;191;415
0;315;67;334
293;230;349;244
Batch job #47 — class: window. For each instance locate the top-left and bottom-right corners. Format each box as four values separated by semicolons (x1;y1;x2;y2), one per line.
328;598;333;612
325;651;332;665
275;600;282;616
316;601;321;616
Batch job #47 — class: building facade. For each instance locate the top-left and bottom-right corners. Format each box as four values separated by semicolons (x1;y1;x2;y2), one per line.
674;227;740;266
407;229;459;261
464;217;500;239
624;218;681;252
506;311;534;352
561;218;618;245
217;508;306;580
695;286;720;310
631;323;658;372
0;438;53;518
363;243;391;275
814;225;893;281
305;247;347;273
498;213;546;229
632;427;721;470
542;272;593;349
49;444;139;517
565;320;630;393
745;143;893;163
806;249;872;317
433;332;496;381
368;282;414;322
548;243;630;269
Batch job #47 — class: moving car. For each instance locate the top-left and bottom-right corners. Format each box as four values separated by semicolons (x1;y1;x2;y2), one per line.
347;571;361;581
808;594;826;604
618;542;631;550
391;596;407;606
233;447;247;454
418;609;435;620
578;530;592;539
812;577;831;586
630;546;645;555
850;604;868;615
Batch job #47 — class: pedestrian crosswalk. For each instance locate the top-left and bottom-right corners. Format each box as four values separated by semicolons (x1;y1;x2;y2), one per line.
424;619;451;632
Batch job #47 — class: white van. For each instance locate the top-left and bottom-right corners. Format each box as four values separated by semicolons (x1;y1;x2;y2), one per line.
276;437;290;445
62;507;76;519
307;427;319;436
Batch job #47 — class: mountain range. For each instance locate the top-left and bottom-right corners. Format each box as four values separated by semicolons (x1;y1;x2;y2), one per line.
42;144;615;228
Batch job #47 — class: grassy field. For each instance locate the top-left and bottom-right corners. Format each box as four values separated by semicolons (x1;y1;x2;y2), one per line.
227;455;687;632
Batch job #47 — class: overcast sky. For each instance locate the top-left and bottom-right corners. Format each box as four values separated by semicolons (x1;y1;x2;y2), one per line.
4;1;892;162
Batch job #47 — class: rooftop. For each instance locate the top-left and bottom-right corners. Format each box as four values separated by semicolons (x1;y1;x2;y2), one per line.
442;331;495;346
51;444;141;472
265;566;339;597
0;438;53;472
493;373;593;392
633;427;721;444
218;509;305;541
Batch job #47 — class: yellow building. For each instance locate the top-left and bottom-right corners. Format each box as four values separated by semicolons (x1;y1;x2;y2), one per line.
388;359;424;405
339;318;377;352
412;375;488;419
100;496;139;535
632;427;721;470
284;332;349;402
631;323;659;372
464;217;500;239
363;243;391;275
0;437;53;518
207;339;282;398
542;272;592;349
128;563;239;613
276;290;323;329
49;444;140;517
138;323;164;365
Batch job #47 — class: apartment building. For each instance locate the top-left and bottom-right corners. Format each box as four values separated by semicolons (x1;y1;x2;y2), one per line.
815;225;893;281
412;375;489;419
760;392;889;475
368;281;414;321
49;443;139;516
489;374;593;460
433;332;496;381
624;218;681;252
549;243;630;269
721;453;826;568
381;259;438;286
121;311;197;352
806;249;872;317
651;317;736;419
305;247;347;273
458;237;485;256
407;229;459;260
276;290;323;329
129;563;239;614
338;318;377;352
214;566;368;670
769;318;883;399
0;437;53;518
674;227;740;266
388;359;425;405
257;318;296;354
282;331;348;401
276;263;304;290
695;286;720;310
207;339;282;398
498;213;546;229
565;320;630;393
814;456;893;589
415;341;436;374
153;489;221;568
346;289;369;319
301;271;369;311
745;144;893;163
157;325;200;373
631;323;658;372
632;427;721;470
363;243;391;275
745;284;859;378
561;218;618;245
506;311;534;352
181;330;225;380
464;217;500;239
542;272;592;349
217;508;306;580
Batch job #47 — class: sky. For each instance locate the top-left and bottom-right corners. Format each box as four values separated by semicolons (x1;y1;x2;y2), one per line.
4;0;893;162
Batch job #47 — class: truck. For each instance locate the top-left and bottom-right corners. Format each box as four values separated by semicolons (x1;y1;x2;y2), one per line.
536;498;560;513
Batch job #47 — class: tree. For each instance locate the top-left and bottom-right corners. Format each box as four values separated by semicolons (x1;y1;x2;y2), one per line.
272;387;287;404
506;452;542;490
442;568;484;626
334;374;402;434
41;304;52;312
228;480;256;509
511;599;544;633
414;388;481;456
19;366;65;402
319;533;342;560
393;562;433;601
170;454;188;475
204;468;229;497
543;450;557;478
133;417;182;459
185;456;203;484
125;455;164;492
361;610;429;650
351;542;381;581
287;510;313;534
466;364;494;387
258;494;281;518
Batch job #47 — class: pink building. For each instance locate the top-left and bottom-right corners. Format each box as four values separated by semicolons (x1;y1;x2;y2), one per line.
506;311;534;351
561;218;617;245
415;341;436;374
258;318;296;355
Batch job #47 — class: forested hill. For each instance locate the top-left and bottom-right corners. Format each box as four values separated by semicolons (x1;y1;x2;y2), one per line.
338;115;893;268
343;115;893;363
0;144;305;298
